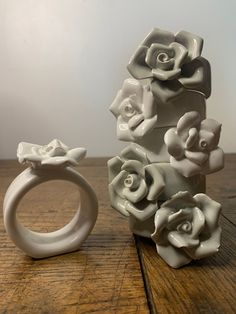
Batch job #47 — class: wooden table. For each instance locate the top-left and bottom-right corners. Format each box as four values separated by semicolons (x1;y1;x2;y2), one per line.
0;156;235;314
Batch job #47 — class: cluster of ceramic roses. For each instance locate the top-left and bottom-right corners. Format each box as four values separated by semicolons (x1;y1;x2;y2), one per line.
108;28;224;268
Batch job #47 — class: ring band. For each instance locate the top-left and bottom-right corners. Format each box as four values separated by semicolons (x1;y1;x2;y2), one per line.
3;166;98;258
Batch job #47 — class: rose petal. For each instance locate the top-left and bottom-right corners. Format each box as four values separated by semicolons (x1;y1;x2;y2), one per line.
151;79;184;103
67;148;86;164
175;30;203;61
17;143;44;164
145;43;175;70
164;128;184;160
119;98;142;122
48;147;66;157
121;78;143;101
144;164;165;201
169;42;188;69
107;156;123;182
131;116;158;139
201;118;221;135
109;184;130;217
126;200;158;221
167;231;199;248
202;148;224;175
110;79;144;118
191;207;205;238
200;119;221;149
109;90;124;117
170;156;202;177
128;113;145;130
156;58;175;71
185;227;221;259
17;142;39;157
116;116;134;141
128;95;143;112
155;243;192;268
167;209;193;228
109;169;129;199
142;86;155;118
122;160;145;177
198;130;215;151
142;28;175;47
194;193;221;232
198;130;215;152
179;57;211;98
123;178;148;203
161;191;197;211
176;111;201;141
41;156;69;166
42;139;68;157
185;150;209;165
145;46;157;69
185;128;198;149
152;207;173;242
121;143;149;165
18;152;42;164
127;46;152;79
152;68;181;81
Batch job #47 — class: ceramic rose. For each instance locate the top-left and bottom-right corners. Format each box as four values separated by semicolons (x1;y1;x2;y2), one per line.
17;139;86;168
109;78;157;141
151;191;222;268
108;144;165;221
127;28;211;103
164;111;224;177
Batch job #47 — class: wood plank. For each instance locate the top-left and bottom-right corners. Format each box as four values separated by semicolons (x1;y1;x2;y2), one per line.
136;216;236;314
137;154;236;314
0;162;149;313
0;155;235;313
207;154;236;225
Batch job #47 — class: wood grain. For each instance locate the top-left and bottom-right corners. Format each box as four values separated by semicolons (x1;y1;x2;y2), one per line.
136;216;236;314
137;154;236;314
207;154;236;224
0;161;149;314
0;155;235;314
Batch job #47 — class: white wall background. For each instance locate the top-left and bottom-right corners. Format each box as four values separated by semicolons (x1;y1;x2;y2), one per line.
0;0;235;158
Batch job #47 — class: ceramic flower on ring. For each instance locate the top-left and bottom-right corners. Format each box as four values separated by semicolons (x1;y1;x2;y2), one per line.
17;139;86;168
127;28;211;103
109;78;158;141
164;111;224;177
108;144;165;221
151;191;222;268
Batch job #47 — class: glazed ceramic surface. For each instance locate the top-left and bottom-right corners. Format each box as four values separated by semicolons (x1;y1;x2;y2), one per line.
108;28;224;268
3;140;98;258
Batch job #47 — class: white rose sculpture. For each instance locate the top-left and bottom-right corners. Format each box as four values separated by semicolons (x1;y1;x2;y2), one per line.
151;191;222;268
108;28;224;268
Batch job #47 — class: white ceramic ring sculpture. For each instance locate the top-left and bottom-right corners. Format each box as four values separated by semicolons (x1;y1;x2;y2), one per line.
3;140;98;259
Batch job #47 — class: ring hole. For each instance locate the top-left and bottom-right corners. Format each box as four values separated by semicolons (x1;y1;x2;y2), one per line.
17;180;80;233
